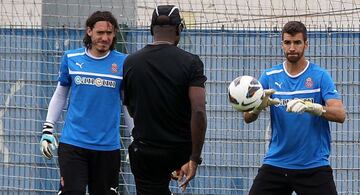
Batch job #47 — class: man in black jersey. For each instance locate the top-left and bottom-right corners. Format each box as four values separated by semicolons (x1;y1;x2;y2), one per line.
122;4;207;195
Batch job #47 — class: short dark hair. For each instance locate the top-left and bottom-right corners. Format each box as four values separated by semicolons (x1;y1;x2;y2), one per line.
83;11;119;50
282;21;307;41
150;5;184;36
151;5;182;26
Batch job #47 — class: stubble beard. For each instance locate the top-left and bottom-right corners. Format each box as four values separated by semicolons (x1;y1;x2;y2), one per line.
285;51;304;64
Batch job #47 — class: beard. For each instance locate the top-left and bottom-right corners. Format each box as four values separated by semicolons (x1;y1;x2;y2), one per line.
285;51;304;63
94;43;111;54
96;47;108;53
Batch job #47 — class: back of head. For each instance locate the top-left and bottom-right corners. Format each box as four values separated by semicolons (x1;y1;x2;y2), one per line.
83;11;119;50
150;5;183;36
282;21;307;41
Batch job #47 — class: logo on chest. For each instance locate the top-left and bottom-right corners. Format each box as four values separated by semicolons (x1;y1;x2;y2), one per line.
274;81;282;89
75;62;84;69
305;77;313;88
111;63;118;73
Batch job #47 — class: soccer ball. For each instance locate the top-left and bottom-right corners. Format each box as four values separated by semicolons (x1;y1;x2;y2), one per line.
228;75;264;112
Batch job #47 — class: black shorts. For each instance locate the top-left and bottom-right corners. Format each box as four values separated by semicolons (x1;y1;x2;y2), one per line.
128;140;192;195
249;164;337;195
58;143;120;195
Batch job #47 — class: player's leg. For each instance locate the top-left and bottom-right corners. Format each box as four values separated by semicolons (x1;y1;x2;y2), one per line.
128;141;172;195
58;143;88;195
249;165;293;195
292;165;337;195
128;140;191;195
87;149;121;195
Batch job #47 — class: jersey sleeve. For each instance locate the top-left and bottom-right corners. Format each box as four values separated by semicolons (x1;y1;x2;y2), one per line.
258;71;269;89
57;53;71;86
321;70;340;101
189;55;207;88
118;54;128;94
122;56;131;107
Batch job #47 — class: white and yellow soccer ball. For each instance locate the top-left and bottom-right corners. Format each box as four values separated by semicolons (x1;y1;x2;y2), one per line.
228;75;264;112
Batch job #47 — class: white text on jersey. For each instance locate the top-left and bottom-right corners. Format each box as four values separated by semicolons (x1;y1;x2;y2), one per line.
74;76;116;88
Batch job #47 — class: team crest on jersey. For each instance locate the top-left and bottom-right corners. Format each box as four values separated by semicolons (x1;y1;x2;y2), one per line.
111;63;118;73
305;77;313;88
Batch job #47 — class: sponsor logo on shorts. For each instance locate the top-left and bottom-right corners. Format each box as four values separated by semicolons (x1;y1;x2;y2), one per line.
110;187;119;194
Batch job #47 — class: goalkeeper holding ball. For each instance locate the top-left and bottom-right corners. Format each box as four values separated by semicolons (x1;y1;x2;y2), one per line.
244;21;346;195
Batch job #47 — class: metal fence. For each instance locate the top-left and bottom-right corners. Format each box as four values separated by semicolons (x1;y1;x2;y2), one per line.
0;26;359;194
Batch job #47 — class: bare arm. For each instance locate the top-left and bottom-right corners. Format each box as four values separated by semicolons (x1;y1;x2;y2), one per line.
322;99;346;123
189;86;207;161
178;86;207;191
243;112;259;124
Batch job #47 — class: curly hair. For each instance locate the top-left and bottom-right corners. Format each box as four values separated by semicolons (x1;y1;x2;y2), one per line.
83;11;119;50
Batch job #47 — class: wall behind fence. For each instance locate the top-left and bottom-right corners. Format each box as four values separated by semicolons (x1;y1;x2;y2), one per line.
0;27;359;195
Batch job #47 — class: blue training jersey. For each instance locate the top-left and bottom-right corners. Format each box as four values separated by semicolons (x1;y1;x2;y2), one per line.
259;61;340;169
58;48;127;151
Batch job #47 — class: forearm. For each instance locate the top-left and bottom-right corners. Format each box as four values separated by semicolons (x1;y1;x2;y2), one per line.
45;83;69;124
244;112;259;123
322;105;346;123
190;110;207;160
123;106;134;133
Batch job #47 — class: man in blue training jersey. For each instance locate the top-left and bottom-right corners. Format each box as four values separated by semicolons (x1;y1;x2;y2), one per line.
244;21;346;195
40;11;129;195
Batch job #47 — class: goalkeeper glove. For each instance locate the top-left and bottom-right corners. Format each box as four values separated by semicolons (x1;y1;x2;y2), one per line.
40;122;58;160
250;89;280;115
286;99;325;116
